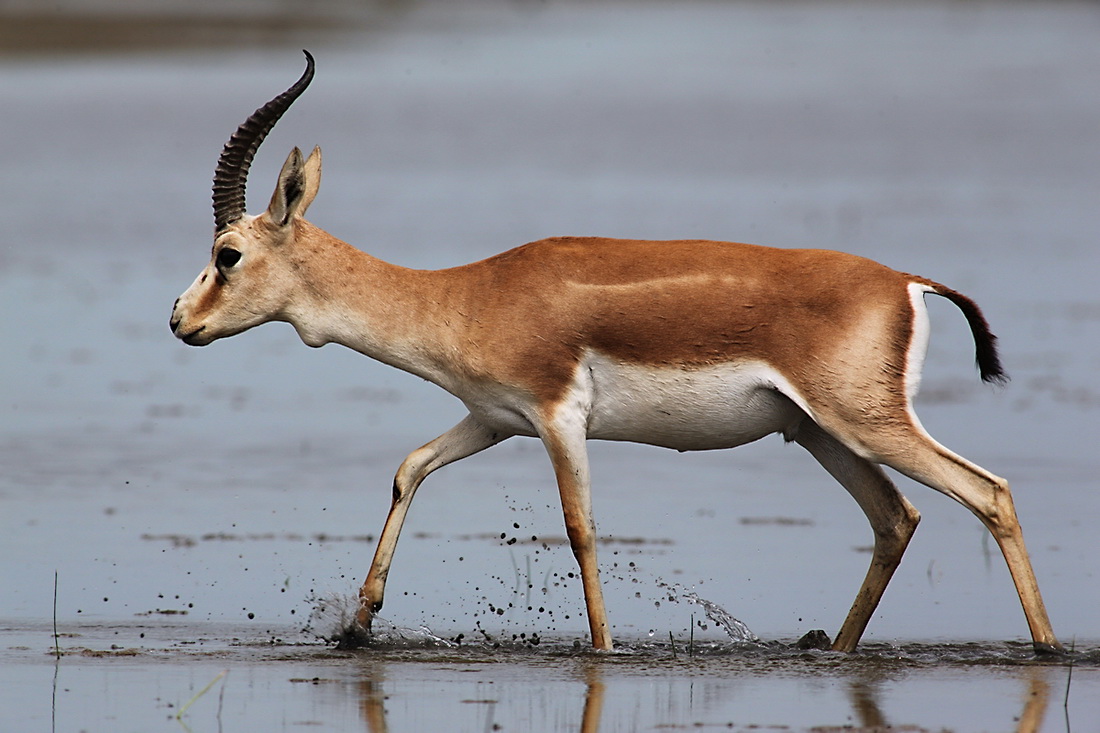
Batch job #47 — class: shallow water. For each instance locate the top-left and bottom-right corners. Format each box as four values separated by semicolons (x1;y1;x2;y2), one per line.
5;619;1099;732
3;0;1100;730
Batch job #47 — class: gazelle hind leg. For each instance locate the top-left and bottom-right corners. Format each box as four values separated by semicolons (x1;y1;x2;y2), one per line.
794;419;921;652
850;419;1062;653
357;414;509;630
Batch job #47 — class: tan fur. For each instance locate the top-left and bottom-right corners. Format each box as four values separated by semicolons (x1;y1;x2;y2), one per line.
171;147;1060;653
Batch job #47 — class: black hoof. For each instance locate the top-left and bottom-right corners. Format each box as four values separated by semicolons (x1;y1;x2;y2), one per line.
1033;641;1068;657
331;621;373;650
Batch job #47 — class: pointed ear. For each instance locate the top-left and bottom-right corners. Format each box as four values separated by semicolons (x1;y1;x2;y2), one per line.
301;145;322;212
268;146;321;227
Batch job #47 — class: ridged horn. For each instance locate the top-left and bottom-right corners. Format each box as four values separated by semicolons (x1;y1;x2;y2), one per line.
212;50;315;232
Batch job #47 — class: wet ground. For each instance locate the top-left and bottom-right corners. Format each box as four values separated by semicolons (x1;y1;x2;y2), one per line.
3;1;1100;730
6;619;1100;732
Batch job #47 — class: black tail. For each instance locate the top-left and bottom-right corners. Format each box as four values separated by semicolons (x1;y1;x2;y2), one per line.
930;285;1008;385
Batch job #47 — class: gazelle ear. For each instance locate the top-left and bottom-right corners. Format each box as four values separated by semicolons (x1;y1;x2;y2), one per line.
268;146;321;227
301;146;322;212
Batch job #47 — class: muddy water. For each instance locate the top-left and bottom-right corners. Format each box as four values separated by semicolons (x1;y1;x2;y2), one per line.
3;1;1100;730
4;620;1098;732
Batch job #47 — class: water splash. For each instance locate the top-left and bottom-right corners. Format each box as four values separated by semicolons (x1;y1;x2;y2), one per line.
305;592;457;649
305;592;361;644
657;581;760;644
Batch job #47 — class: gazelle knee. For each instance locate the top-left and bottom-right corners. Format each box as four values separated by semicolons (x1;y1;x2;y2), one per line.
566;523;593;549
894;506;921;538
563;517;597;558
979;476;1022;539
874;504;920;555
899;500;921;533
393;447;433;502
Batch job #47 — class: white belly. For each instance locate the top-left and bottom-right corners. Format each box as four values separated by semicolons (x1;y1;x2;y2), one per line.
583;353;807;451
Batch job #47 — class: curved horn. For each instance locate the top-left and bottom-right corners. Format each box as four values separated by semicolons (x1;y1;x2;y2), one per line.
212;50;315;232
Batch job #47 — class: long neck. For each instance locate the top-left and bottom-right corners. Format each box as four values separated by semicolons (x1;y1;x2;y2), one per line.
284;221;460;389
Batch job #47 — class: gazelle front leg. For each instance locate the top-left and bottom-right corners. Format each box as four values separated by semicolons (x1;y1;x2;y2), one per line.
356;414;509;632
539;409;613;651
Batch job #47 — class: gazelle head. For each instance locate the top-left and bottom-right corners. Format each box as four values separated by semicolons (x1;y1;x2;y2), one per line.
170;51;322;347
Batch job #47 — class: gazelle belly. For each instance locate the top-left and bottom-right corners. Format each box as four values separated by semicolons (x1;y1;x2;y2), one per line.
583;353;806;451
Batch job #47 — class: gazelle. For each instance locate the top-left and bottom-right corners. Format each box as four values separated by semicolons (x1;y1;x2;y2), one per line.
170;52;1061;653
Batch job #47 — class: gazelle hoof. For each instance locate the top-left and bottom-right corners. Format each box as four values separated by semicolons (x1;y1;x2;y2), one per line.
1033;640;1067;656
331;616;373;650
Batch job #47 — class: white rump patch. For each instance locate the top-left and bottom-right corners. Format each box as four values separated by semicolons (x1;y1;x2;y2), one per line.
905;282;934;402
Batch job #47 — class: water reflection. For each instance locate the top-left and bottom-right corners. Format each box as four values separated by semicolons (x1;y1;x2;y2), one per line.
1016;672;1051;733
348;651;1057;732
843;664;1052;733
359;665;388;733
578;661;606;733
846;677;887;728
354;657;608;733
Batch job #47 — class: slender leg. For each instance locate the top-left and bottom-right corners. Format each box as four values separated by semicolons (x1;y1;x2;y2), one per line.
356;414;509;629
871;432;1062;653
794;419;921;652
825;407;1063;654
539;412;613;650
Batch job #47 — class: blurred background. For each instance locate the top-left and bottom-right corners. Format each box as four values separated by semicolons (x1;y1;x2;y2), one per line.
1;0;1098;647
0;0;396;54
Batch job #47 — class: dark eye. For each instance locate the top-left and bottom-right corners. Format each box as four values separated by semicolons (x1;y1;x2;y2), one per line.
216;247;242;270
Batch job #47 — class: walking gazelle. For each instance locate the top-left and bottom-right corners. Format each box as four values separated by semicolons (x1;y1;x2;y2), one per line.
170;52;1061;653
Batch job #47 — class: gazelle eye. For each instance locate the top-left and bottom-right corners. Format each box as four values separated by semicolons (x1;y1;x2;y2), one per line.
216;247;242;269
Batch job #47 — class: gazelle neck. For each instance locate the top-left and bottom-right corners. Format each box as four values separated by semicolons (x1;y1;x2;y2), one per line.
285;220;458;389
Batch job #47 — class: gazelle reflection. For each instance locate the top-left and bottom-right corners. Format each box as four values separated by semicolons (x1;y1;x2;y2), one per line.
352;656;1052;732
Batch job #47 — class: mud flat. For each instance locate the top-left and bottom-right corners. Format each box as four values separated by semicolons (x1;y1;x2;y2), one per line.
4;619;1099;731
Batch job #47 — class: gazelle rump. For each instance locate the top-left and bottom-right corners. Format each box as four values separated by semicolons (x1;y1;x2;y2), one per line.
170;53;1061;653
